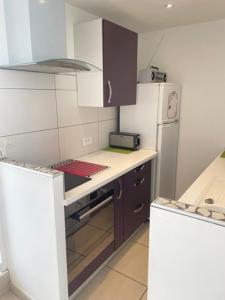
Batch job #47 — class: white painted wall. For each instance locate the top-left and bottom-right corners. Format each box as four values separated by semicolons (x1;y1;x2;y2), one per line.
138;19;225;198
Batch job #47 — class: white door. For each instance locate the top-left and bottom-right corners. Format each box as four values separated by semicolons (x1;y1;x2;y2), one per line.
158;84;180;124
156;121;179;199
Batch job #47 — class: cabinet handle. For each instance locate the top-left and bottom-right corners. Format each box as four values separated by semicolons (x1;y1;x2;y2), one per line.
134;202;145;214
133;177;145;187
116;178;123;200
134;164;145;173
107;80;112;104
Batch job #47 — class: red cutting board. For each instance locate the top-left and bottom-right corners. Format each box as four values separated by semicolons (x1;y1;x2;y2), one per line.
54;160;108;177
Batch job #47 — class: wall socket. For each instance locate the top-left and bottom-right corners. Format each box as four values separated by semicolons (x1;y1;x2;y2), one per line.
82;137;93;146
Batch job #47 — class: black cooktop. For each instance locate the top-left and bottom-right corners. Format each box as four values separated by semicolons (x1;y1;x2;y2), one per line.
64;173;91;192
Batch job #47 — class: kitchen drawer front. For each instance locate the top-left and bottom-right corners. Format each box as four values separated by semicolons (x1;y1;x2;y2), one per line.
124;201;150;241
126;161;151;183
123;162;151;213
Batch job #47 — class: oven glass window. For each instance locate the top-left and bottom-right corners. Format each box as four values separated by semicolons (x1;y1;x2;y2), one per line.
66;196;114;284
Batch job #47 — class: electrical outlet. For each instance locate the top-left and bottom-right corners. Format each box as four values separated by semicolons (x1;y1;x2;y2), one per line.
82;137;93;146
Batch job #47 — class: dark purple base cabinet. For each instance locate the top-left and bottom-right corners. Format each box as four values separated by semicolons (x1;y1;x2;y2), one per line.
122;161;151;241
67;161;151;296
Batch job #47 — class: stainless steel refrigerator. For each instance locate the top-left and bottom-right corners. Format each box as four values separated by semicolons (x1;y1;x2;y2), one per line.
121;83;181;200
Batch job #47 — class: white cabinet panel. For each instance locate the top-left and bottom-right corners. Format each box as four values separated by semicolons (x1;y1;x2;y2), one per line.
77;71;103;107
0;89;57;136
59;123;99;160
56;90;98;127
74;19;103;69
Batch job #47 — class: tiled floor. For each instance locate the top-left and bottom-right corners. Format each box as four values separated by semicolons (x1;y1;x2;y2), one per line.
76;222;149;300
0;222;149;300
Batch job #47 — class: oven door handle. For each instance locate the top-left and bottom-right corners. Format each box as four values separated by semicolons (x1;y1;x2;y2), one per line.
78;196;113;220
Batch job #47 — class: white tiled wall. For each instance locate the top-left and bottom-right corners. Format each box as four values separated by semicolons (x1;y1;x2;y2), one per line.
0;70;117;166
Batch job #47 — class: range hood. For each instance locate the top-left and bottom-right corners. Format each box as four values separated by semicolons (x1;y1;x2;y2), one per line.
0;59;100;74
0;0;100;74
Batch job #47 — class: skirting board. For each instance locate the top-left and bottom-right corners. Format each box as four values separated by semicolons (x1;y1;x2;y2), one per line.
0;271;9;297
10;283;33;300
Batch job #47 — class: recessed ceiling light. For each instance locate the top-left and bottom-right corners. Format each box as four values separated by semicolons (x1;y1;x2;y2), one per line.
165;3;173;8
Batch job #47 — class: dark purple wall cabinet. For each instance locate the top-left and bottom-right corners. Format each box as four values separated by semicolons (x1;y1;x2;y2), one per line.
103;20;138;107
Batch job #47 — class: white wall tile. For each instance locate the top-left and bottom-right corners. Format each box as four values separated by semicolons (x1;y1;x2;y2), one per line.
1;130;59;165
56;90;98;127
55;74;77;90
0;89;57;136
0;70;55;89
98;107;117;121
59;123;99;160
99;119;117;149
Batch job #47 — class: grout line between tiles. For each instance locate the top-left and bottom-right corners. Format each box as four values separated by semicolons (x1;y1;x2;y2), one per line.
0;119;117;139
139;288;147;300
106;265;147;288
53;75;61;162
0;127;59;138
0;87;56;91
130;240;149;248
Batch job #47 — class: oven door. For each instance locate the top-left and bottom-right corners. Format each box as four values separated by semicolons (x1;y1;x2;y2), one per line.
66;191;115;295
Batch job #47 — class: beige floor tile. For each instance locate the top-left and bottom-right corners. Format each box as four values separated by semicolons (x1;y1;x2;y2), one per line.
0;292;20;300
107;241;148;285
131;223;149;247
141;290;148;300
76;267;146;300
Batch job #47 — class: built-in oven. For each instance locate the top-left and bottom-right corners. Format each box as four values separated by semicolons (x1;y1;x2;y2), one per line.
65;180;117;295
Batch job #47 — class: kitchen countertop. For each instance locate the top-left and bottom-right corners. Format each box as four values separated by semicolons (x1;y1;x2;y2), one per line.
152;152;225;225
64;149;157;206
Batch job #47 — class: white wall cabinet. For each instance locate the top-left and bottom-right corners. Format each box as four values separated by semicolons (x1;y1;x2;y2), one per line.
74;18;138;107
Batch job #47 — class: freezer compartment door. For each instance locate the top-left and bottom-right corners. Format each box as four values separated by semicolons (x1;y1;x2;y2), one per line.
158;84;180;124
156;122;179;199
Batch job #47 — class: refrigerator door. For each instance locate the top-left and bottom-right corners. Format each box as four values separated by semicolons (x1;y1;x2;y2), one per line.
158;84;180;124
156;121;179;199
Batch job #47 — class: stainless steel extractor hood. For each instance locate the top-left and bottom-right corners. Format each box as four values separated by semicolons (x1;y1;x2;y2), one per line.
0;0;100;74
0;59;101;74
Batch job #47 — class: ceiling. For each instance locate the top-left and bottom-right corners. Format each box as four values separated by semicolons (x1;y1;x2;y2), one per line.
67;0;225;32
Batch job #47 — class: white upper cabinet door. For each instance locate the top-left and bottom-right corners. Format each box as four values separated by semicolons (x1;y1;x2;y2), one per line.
74;19;104;107
158;84;180;124
74;19;103;69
